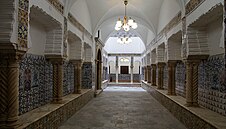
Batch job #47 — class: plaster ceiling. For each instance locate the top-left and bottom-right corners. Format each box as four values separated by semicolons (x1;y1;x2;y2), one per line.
64;0;186;44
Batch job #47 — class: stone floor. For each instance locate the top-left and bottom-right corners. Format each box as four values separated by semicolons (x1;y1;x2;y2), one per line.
59;86;187;129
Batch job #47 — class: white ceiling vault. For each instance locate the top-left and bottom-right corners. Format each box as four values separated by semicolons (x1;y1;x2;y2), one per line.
63;0;187;45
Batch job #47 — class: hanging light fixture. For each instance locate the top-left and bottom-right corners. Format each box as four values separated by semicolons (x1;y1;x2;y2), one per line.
117;35;132;44
115;0;138;32
120;57;130;62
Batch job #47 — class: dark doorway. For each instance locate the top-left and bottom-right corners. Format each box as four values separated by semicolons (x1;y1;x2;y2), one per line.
121;66;129;74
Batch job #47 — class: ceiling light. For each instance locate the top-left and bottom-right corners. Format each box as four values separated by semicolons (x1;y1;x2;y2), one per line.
120;58;130;62
117;35;132;44
115;0;138;32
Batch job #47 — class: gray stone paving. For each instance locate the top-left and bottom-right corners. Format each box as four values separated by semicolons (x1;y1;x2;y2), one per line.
59;86;187;129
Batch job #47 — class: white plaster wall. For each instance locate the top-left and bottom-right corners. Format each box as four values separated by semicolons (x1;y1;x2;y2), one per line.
147;30;156;45
104;37;146;54
10;1;18;44
146;53;151;65
134;61;140;74
119;57;131;74
84;47;92;62
108;56;141;74
151;50;157;64
27;21;46;55
109;61;115;74
68;40;82;60
167;40;182;60
157;0;180;33
108;56;116;73
207;18;224;55
70;0;92;33
68;22;83;41
157;45;166;62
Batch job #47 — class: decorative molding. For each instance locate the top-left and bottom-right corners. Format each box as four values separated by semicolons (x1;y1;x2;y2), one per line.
46;0;64;14
18;0;29;49
148;12;182;48
63;17;68;57
108;53;142;57
185;0;206;15
68;13;93;41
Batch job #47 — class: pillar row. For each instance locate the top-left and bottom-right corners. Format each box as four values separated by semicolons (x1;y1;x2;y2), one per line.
185;55;208;107
0;46;25;129
144;66;148;81
185;60;199;107
167;61;177;95
151;64;157;86
48;57;64;102
71;60;83;94
147;65;151;83
157;63;165;89
130;66;134;83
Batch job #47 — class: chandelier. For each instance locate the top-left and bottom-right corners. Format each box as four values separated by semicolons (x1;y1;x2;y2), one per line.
115;0;138;32
120;57;130;62
117;35;132;44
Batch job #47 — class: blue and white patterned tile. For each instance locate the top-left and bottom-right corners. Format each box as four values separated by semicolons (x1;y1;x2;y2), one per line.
198;54;226;116
176;62;186;97
19;54;53;115
163;65;168;89
63;61;74;96
82;63;92;89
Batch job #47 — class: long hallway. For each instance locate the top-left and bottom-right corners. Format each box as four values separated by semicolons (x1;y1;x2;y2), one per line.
59;86;187;129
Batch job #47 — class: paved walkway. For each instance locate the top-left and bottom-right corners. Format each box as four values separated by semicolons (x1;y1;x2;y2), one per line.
59;86;187;129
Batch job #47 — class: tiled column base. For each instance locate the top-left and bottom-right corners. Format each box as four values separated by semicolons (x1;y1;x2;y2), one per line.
18;89;94;129
141;81;226;129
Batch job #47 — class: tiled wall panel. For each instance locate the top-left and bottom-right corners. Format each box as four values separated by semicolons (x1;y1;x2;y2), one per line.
19;54;53;115
82;63;92;89
163;65;168;89
176;62;186;97
198;54;226;116
63;61;74;96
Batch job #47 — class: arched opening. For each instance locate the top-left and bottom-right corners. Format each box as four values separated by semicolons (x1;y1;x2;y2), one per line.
96;49;102;91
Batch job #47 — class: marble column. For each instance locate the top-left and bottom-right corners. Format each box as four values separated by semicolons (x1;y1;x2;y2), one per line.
116;66;119;83
157;63;165;89
98;61;102;90
48;57;64;102
151;64;157;86
144;66;148;81
185;59;202;107
0;47;25;129
167;61;177;95
131;56;134;83
147;65;151;83
71;60;83;94
116;56;119;83
130;66;134;83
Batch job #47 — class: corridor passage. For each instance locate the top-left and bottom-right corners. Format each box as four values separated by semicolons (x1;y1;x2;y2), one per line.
59;86;187;129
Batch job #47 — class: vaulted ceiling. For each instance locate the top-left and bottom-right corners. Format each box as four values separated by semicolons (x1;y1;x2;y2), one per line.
63;0;188;45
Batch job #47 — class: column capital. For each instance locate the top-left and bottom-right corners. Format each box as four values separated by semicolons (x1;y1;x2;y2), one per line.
83;62;92;65
186;55;209;61
0;45;25;128
157;62;166;67
45;55;65;64
70;59;83;64
167;60;178;67
0;43;26;62
151;64;157;68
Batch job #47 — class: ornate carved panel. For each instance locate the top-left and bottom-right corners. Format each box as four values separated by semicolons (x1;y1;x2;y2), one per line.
18;0;29;49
